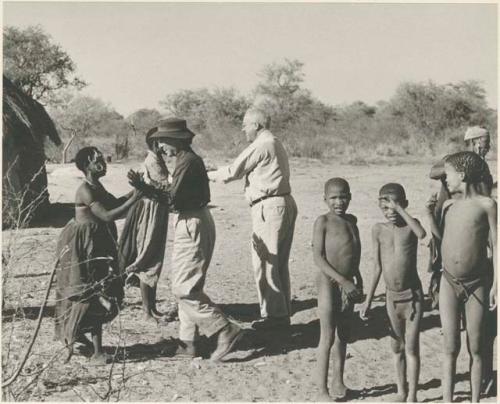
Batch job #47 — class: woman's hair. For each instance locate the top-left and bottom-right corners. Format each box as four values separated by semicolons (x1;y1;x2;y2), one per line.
75;146;99;173
444;151;488;184
145;127;158;150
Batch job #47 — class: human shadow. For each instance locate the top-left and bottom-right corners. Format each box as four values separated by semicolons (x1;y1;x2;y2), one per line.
224;319;319;363
30;202;75;229
359;372;470;401
2;305;55;322
418;372;469;402
224;300;441;362
219;298;317;323
352;301;441;342
108;338;178;363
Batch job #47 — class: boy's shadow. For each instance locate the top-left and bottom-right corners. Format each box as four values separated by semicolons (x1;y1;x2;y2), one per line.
223;320;320;363
353;295;441;341
105;338;178;363
223;295;442;362
2;305;55;323
359;372;469;401
219;298;317;323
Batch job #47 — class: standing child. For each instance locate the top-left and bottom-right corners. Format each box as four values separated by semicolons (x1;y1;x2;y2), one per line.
360;183;426;402
427;151;497;403
312;178;363;401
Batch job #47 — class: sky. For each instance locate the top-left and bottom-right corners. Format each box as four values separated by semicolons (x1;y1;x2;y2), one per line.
3;2;498;116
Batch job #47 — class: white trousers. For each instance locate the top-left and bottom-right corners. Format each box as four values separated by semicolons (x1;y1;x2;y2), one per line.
171;207;228;341
250;195;297;318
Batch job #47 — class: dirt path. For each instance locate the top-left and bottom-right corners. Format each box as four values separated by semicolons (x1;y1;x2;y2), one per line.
2;159;496;401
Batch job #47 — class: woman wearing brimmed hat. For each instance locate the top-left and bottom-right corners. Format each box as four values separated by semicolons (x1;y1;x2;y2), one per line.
147;118;244;361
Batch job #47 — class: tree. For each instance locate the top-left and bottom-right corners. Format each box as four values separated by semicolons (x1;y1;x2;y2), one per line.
390;80;492;137
3;25;86;105
125;108;162;137
49;95;129;161
253;59;335;130
160;87;250;150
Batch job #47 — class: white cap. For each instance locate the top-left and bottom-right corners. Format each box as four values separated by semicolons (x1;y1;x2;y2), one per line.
464;126;489;141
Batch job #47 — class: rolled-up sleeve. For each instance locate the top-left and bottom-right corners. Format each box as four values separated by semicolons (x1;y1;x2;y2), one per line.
213;141;264;183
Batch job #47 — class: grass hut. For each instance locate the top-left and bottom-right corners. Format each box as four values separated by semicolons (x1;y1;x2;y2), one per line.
2;76;61;228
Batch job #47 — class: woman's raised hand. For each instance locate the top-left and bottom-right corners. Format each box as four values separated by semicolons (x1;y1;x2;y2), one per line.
127;169;144;189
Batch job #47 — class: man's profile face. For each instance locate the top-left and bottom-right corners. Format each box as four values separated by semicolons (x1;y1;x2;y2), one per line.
242;114;258;142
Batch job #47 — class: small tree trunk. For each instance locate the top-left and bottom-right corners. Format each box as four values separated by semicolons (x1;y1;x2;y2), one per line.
61;129;77;164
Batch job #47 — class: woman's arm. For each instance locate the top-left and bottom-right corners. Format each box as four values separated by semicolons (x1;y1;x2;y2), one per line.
78;185;142;223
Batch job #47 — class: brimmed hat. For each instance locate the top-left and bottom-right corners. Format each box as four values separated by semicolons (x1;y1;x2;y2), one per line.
149;118;196;140
464;126;489;141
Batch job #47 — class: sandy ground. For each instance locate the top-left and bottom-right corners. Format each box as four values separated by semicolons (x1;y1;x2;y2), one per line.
2;158;497;402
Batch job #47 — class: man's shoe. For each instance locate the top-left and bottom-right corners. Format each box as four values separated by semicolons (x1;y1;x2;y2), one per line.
210;323;244;362
174;340;196;358
251;316;290;330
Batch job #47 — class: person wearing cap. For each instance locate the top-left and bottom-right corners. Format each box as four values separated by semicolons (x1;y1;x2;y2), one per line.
429;126;492;201
118;127;174;324
208;108;298;330
150;118;243;361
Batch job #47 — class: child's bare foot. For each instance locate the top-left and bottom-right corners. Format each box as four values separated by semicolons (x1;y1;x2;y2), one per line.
90;352;113;365
330;382;348;399
316;391;334;402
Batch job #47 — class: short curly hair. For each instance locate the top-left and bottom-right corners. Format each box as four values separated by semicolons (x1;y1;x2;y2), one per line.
324;177;350;194
379;183;406;201
444;151;488;184
75;146;100;173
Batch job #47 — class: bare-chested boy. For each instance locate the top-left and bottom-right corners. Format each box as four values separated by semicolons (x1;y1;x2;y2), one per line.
312;178;363;401
427;151;497;403
360;183;426;402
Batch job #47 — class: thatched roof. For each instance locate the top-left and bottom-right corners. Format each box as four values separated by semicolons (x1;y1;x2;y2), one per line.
3;75;61;147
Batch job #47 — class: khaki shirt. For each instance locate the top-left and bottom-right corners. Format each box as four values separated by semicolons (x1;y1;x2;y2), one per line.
212;129;291;204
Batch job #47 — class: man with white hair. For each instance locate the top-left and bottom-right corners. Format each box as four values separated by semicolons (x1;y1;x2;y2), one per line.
464;125;491;160
209;108;298;329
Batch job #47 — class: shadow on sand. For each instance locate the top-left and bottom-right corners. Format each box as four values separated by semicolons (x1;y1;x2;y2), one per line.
2;305;55;322
224;295;441;363
219;298;317;323
30;202;75;229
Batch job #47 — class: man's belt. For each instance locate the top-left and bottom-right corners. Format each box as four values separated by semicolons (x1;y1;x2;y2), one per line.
250;193;290;207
